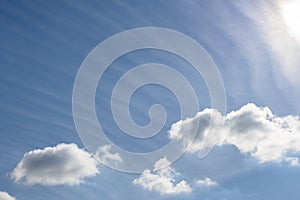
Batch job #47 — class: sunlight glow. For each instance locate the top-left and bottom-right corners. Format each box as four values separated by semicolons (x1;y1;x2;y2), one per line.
281;0;300;42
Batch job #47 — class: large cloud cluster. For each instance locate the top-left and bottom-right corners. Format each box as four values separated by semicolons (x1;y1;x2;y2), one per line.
169;103;300;165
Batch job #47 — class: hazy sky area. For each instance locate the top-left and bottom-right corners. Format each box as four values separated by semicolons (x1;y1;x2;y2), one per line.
1;0;300;199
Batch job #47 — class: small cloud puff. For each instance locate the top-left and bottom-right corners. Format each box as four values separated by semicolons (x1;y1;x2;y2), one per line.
11;143;99;186
133;157;192;195
95;145;123;166
284;157;300;167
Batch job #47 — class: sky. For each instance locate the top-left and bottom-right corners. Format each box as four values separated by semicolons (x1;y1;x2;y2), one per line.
1;0;300;199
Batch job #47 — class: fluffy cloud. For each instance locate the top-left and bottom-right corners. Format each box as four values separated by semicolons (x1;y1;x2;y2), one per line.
11;143;99;186
133;157;192;195
0;191;16;200
169;103;300;165
196;178;218;187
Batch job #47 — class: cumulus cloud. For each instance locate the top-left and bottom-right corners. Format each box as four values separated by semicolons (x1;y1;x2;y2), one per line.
133;157;192;195
95;145;123;166
11;143;99;186
169;103;300;165
196;178;218;187
0;191;16;200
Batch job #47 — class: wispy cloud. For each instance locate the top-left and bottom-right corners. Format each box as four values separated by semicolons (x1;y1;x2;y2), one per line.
225;1;300;112
95;144;123;166
196;178;218;187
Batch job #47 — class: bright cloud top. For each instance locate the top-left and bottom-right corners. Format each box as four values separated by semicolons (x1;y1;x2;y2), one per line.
169;103;300;165
11;143;99;186
133;157;192;195
0;191;16;200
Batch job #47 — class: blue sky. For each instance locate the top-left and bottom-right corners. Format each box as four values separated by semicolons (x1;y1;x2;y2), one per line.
1;0;300;199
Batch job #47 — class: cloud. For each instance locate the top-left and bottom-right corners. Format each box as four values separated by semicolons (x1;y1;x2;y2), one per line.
11;143;99;186
196;178;218;187
95;145;123;166
133;157;192;195
0;191;16;200
169;103;300;165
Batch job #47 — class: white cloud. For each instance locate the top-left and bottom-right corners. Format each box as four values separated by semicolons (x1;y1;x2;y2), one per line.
95;145;123;166
196;178;218;187
0;191;16;200
169;103;300;165
11;143;99;186
133;157;192;195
